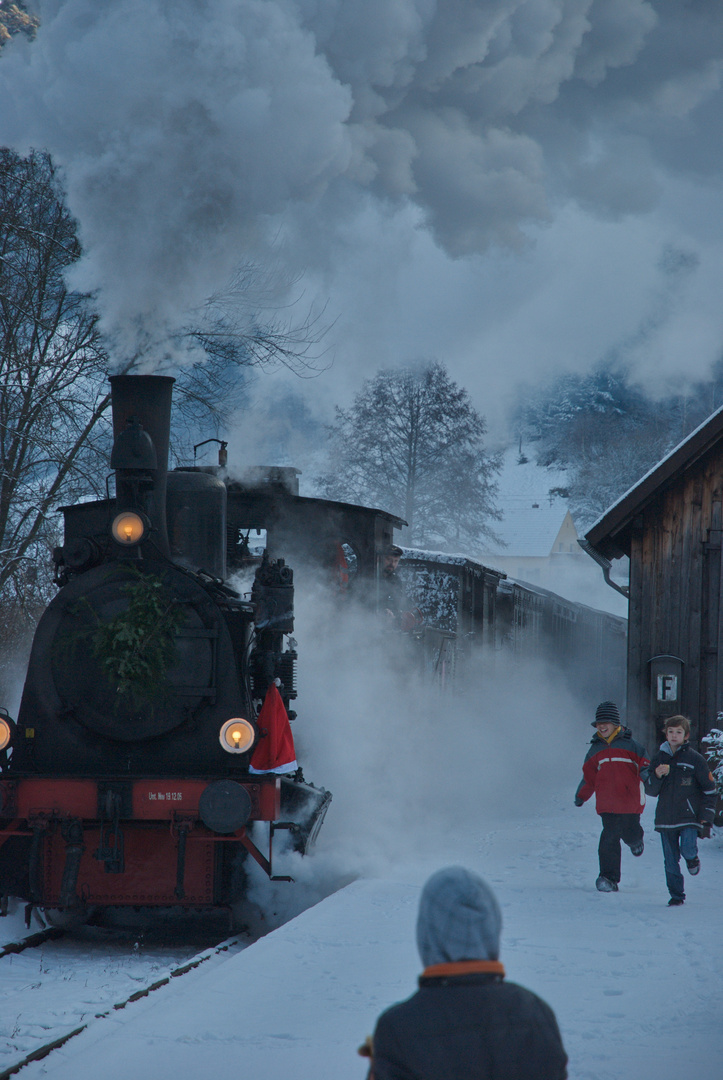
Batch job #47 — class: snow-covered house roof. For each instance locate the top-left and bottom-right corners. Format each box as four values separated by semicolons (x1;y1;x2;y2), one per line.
480;448;575;558
482;506;577;558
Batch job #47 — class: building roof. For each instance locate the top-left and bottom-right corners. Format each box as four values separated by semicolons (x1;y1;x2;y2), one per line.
400;546;505;579
585;405;723;560
482;506;574;558
473;447;574;559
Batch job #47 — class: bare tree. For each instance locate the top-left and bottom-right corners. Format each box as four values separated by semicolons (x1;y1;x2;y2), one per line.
564;412;674;527
319;362;500;550
0;147;327;703
0;148;111;700
511;364;701;528
168;263;330;454
0;149;112;593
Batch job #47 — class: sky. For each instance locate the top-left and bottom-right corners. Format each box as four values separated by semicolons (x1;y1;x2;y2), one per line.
1;1;723;445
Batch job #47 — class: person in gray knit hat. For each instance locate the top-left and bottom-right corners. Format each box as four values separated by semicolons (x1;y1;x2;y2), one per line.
575;701;650;892
361;867;567;1080
594;701;620;725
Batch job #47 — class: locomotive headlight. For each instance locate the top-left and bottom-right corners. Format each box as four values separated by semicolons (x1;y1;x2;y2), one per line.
219;718;255;754
0;716;13;752
111;510;147;546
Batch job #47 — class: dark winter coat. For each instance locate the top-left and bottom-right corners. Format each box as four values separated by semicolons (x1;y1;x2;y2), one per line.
371;868;567;1080
575;725;649;815
381;569;406;617
644;741;717;831
372;968;568;1080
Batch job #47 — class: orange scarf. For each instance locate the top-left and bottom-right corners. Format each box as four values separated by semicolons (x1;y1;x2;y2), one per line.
422;960;505;978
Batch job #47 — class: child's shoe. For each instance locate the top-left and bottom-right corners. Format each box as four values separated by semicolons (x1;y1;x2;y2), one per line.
667;896;685;906
685;857;700;875
630;840;644;857
596;876;619;892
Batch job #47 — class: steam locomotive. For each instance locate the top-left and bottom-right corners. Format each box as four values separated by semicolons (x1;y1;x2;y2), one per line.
0;375;330;926
0;374;629;928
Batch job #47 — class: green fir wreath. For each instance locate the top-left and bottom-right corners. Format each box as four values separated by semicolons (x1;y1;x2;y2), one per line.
90;570;184;706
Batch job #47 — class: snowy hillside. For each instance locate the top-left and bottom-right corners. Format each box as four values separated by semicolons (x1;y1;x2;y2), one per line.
494;447;570;511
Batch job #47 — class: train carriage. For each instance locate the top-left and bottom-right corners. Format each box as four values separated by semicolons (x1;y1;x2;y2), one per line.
399;549;627;707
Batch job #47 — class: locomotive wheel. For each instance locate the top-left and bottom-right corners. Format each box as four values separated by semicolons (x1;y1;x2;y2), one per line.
43;904;94;929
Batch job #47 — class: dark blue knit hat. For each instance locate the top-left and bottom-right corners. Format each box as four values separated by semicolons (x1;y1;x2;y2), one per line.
593;701;620;726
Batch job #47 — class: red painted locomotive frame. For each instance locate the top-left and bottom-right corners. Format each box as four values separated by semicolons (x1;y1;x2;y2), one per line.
0;776;288;906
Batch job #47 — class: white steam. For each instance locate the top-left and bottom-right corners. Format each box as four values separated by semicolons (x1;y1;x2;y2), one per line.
0;0;353;364
2;4;718;359
245;581;586;930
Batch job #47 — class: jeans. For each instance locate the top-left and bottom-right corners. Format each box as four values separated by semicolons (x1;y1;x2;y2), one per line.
660;826;699;900
598;813;644;884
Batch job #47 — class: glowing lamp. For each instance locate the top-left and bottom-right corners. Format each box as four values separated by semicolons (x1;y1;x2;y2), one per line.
219;718;255;754
111;511;146;546
0;717;12;752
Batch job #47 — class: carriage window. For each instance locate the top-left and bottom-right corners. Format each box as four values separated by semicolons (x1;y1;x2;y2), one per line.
236;527;267;557
340;542;359;579
331;541;359;592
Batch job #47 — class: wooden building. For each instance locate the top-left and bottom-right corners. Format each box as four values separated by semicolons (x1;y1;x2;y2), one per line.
584;406;723;748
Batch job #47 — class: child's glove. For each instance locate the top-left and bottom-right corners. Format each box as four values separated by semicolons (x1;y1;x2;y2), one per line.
358;1036;374;1080
699;823;712;839
358;1036;373;1059
574;797;583;807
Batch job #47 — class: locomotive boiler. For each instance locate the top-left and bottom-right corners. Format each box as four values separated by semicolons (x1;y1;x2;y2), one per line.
0;375;330;925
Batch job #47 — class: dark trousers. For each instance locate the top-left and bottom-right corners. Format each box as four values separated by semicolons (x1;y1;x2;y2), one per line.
598;813;644;883
660;826;699;900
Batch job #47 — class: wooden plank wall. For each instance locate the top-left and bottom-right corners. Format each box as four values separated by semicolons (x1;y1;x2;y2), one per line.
628;451;723;748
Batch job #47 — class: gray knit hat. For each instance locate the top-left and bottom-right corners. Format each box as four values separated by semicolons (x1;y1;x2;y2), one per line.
593;700;620;726
415;866;502;966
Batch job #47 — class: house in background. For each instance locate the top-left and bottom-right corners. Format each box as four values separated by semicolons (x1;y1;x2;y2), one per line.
481;502;586;590
479;449;604;594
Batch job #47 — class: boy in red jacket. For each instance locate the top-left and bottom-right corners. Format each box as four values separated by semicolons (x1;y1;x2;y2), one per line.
575;701;650;892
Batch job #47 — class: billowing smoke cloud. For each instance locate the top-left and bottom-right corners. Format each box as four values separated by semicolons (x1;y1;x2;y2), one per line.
1;2;722;388
242;581;586;932
0;0;353;363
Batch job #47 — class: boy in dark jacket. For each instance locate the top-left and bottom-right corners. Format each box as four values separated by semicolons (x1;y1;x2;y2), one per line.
574;700;649;892
363;866;568;1080
644;715;717;906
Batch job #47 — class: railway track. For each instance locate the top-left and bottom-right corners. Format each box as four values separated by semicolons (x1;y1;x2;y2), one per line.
0;926;66;962
0;920;245;1079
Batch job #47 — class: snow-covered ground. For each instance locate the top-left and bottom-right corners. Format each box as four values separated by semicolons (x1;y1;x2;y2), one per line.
0;922;215;1072
3;600;720;1079
3;793;721;1080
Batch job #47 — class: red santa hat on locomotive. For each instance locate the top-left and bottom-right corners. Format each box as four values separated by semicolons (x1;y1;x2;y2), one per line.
249;680;298;775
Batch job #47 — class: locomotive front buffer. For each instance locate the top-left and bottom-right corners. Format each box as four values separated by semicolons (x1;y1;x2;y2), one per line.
0;772;330;921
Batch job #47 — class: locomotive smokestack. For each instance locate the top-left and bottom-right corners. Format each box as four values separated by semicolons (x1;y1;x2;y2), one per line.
110;374;175;558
